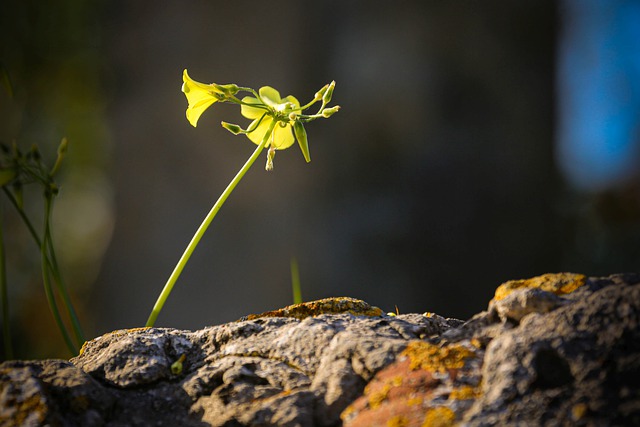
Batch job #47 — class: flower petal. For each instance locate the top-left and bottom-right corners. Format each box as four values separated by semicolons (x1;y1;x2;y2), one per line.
282;95;301;110
246;117;274;145
272;123;295;149
258;86;283;108
182;69;222;127
241;96;266;120
244;118;293;149
185;98;217;127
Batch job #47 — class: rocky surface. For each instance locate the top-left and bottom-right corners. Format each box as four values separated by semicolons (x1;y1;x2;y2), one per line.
1;273;639;426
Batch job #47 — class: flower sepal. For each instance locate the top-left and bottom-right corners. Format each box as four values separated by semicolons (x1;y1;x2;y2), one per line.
213;83;239;97
293;120;311;163
221;122;243;135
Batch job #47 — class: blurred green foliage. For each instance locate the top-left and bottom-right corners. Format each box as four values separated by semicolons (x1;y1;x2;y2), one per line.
0;0;113;359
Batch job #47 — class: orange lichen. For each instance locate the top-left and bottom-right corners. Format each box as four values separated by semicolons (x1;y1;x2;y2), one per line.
78;340;89;356
449;385;481;400
238;297;383;321
493;273;586;302
402;341;476;373
470;338;483;349
387;415;410;427
407;397;424;406
422;407;456;427
368;384;392;409
363;375;404;410
341;403;356;421
391;376;404;387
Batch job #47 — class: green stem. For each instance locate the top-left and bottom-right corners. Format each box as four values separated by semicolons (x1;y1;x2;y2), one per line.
0;208;14;359
42;194;77;355
290;257;302;305
298;97;321;112
145;119;277;327
44;198;84;346
3;186;84;348
2;187;40;245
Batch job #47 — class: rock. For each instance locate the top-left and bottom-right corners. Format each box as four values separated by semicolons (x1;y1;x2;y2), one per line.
0;360;114;427
1;274;639;426
341;273;640;426
2;301;453;426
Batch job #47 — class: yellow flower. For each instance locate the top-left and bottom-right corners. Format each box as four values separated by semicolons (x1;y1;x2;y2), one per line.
181;69;230;127
241;86;300;150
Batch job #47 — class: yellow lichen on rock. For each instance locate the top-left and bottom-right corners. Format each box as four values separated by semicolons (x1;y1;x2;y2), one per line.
403;341;476;373
449;385;481;400
368;383;392;409
387;415;410;427
407;397;424;406
422;406;456;427
493;273;586;302
239;297;383;321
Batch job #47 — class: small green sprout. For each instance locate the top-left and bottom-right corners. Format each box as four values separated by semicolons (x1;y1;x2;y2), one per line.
145;70;340;327
170;354;187;375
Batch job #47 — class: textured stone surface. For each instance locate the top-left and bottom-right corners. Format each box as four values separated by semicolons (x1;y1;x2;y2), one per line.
1;273;639;426
1;301;453;426
342;273;640;426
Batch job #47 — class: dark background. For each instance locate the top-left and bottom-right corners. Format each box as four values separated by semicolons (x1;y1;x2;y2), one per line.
2;0;639;358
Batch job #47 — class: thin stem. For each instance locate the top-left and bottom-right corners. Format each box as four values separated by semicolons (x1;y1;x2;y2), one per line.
42;194;77;355
44;197;84;346
235;86;261;100
2;187;40;245
3;186;84;348
290;257;302;305
145;119;278;327
298;97;320;112
0;208;14;359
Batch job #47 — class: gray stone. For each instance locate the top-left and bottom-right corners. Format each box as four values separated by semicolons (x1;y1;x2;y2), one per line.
463;274;640;426
2;309;450;426
2;273;639;426
489;287;569;323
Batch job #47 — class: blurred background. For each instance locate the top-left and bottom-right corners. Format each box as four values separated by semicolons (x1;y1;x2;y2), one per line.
1;0;639;359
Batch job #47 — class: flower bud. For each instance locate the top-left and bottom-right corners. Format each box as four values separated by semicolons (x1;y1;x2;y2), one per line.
221;121;242;135
57;137;68;156
293;120;311;163
50;137;68;176
321;105;340;118
314;83;329;101
322;81;336;105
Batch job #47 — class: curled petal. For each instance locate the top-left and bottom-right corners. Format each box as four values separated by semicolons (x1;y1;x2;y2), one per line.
182;69;223;127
